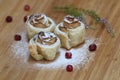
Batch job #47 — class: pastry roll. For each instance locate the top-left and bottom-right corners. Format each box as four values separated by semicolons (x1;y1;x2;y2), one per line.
54;15;86;49
29;31;61;60
26;13;56;39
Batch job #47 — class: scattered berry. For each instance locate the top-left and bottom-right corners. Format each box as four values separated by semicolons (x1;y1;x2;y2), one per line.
89;43;97;51
65;52;72;59
66;65;73;72
6;16;13;23
14;34;21;41
24;5;30;11
24;16;27;22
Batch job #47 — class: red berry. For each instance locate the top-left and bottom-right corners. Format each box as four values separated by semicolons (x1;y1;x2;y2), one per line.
24;16;27;22
24;5;30;11
66;65;73;72
89;43;97;51
65;52;72;59
6;16;13;23
14;34;21;41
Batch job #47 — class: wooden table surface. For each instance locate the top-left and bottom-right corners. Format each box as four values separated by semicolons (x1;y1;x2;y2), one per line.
0;0;120;80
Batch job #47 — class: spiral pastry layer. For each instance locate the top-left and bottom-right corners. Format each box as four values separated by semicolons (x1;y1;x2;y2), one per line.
29;31;61;60
26;13;56;39
54;15;86;49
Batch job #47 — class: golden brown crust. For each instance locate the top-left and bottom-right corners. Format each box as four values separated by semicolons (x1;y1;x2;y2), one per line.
28;31;61;60
63;15;81;29
29;42;44;60
26;13;56;39
64;21;80;29
54;15;86;49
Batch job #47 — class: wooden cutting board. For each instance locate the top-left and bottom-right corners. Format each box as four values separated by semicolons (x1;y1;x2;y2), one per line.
0;0;120;80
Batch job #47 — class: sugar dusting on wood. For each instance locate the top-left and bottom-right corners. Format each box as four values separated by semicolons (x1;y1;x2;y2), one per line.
11;31;29;63
11;31;100;70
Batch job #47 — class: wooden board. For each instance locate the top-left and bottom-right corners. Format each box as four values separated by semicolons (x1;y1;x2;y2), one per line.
0;0;120;80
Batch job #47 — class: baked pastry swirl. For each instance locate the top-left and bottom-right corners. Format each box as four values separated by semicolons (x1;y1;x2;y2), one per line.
54;15;86;49
26;13;56;39
29;31;61;60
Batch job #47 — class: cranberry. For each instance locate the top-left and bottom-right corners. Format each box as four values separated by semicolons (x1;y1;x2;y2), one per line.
24;5;30;11
14;34;21;41
6;16;13;23
66;65;73;72
89;43;97;51
65;52;72;59
24;16;27;22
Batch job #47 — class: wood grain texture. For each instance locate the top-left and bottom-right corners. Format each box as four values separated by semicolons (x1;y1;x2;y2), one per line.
0;0;120;80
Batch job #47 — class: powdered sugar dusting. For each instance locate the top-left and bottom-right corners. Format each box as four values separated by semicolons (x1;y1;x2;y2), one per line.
11;31;99;70
33;39;96;69
11;32;29;62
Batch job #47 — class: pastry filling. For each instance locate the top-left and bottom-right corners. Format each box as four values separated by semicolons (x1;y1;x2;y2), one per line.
34;31;57;45
59;15;81;31
59;23;67;32
29;14;49;28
